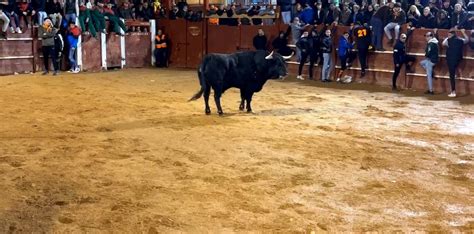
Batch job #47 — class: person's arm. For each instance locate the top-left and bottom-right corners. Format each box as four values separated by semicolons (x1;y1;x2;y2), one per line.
460;28;469;44
442;37;448;47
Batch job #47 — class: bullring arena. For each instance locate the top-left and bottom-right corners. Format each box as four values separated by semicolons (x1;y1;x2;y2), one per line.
1;8;474;233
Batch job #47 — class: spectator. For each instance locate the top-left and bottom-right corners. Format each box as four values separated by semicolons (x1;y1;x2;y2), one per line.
6;0;21;33
67;21;81;73
436;10;451;28
277;0;292;24
441;0;454;17
78;1;97;37
384;3;406;45
325;3;340;25
169;6;178;20
407;5;421;27
47;0;63;28
253;28;267;50
104;3;127;35
313;2;325;25
428;0;439;16
0;4;10;39
64;0;77;24
296;31;310;80
337;31;356;81
353;22;372;77
39;19;59;75
420;31;439;95
372;1;393;50
392;33;415;91
320;29;333;82
272;27;293;56
154;29;168;67
226;4;238;26
340;4;352;25
451;3;469;28
349;4;365;25
18;0;35;29
248;5;262;25
32;0;46;25
413;0;424;14
364;4;374;24
418;7;436;28
299;3;314;24
442;29;468;97
119;1;134;20
137;1;153;21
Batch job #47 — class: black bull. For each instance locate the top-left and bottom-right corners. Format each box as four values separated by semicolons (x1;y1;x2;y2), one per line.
189;51;292;115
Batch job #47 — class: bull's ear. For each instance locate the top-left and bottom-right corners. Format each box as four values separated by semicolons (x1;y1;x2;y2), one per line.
281;52;294;60
265;51;274;60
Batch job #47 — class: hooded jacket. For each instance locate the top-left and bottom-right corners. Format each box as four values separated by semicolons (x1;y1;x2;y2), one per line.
425;37;439;63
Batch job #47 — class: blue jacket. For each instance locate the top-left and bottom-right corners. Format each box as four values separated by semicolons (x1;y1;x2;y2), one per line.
338;36;352;57
299;6;314;24
67;34;79;48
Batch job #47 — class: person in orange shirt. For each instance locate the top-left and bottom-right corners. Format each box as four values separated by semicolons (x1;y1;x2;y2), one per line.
154;29;169;67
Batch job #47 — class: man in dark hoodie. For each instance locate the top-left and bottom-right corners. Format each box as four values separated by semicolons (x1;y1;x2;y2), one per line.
296;31;311;80
451;3;469;29
442;29;469;97
371;1;394;51
420;30;439;95
392;32;415;91
253;28;267;50
353;22;372;77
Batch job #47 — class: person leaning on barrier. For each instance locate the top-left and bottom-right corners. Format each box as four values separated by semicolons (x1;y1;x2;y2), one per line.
253;28;267;50
392;32;416;91
39;19;60;75
442;29;469;98
337;31;356;82
420;30;439;95
272;26;293;56
352;21;372;77
154;29;169;68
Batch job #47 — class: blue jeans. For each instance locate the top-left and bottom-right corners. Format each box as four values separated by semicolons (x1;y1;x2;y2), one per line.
281;11;291;24
322;53;332;81
420;59;435;91
69;46;77;70
65;13;76;24
6;12;20;28
370;17;383;50
38;11;47;25
0;11;10;32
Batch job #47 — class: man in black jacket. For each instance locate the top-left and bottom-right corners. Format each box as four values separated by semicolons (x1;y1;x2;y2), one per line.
392;33;416;91
296;31;311;80
451;4;469;29
353;22;371;77
253;29;267;51
442;29;468;97
420;31;439;95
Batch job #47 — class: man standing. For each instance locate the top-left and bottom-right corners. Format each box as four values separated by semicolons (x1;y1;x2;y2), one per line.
154;29;169;68
296;31;310;80
371;1;393;51
253;28;267;51
392;33;415;91
353;22;371;77
420;31;439;95
442;29;468;98
320;29;333;82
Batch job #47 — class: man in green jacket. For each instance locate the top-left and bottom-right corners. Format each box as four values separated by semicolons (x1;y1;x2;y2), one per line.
420;31;439;95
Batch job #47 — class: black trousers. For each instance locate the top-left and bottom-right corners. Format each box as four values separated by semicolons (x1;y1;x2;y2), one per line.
392;55;416;88
358;47;369;71
447;61;459;92
339;51;357;70
298;52;318;79
42;46;59;72
154;48;168;67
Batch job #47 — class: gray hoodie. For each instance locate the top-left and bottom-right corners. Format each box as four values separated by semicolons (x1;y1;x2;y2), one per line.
39;27;58;47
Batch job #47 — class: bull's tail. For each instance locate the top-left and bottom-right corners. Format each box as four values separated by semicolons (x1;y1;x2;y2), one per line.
188;66;206;101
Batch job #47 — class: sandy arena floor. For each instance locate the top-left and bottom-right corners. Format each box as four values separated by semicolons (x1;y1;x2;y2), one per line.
0;68;473;232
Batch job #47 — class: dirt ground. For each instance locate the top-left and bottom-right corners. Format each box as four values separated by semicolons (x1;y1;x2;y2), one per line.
0;68;473;232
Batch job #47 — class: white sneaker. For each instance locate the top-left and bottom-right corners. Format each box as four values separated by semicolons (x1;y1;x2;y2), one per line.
16;27;22;33
448;92;456;98
10;27;15;33
296;75;304;80
72;68;80;73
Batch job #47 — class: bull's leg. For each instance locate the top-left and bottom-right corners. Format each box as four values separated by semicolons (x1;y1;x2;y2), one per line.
204;86;211;115
214;87;224;116
246;93;254;113
239;90;245;111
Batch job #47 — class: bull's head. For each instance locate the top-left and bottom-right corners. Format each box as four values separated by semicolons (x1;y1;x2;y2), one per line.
265;51;293;80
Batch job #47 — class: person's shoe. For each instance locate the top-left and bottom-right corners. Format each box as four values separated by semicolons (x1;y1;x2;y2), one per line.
296;75;304;80
325;79;333;82
0;31;6;40
448;91;457;98
388;38;394;45
392;86;400;92
16;27;22;34
42;71;49;75
10;27;15;33
308;77;313;80
336;78;341;82
53;71;58;76
424;90;434;95
72;68;80;73
361;70;366;77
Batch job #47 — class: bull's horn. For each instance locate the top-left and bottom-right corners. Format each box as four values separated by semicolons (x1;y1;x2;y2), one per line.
265;51;274;60
281;52;294;60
